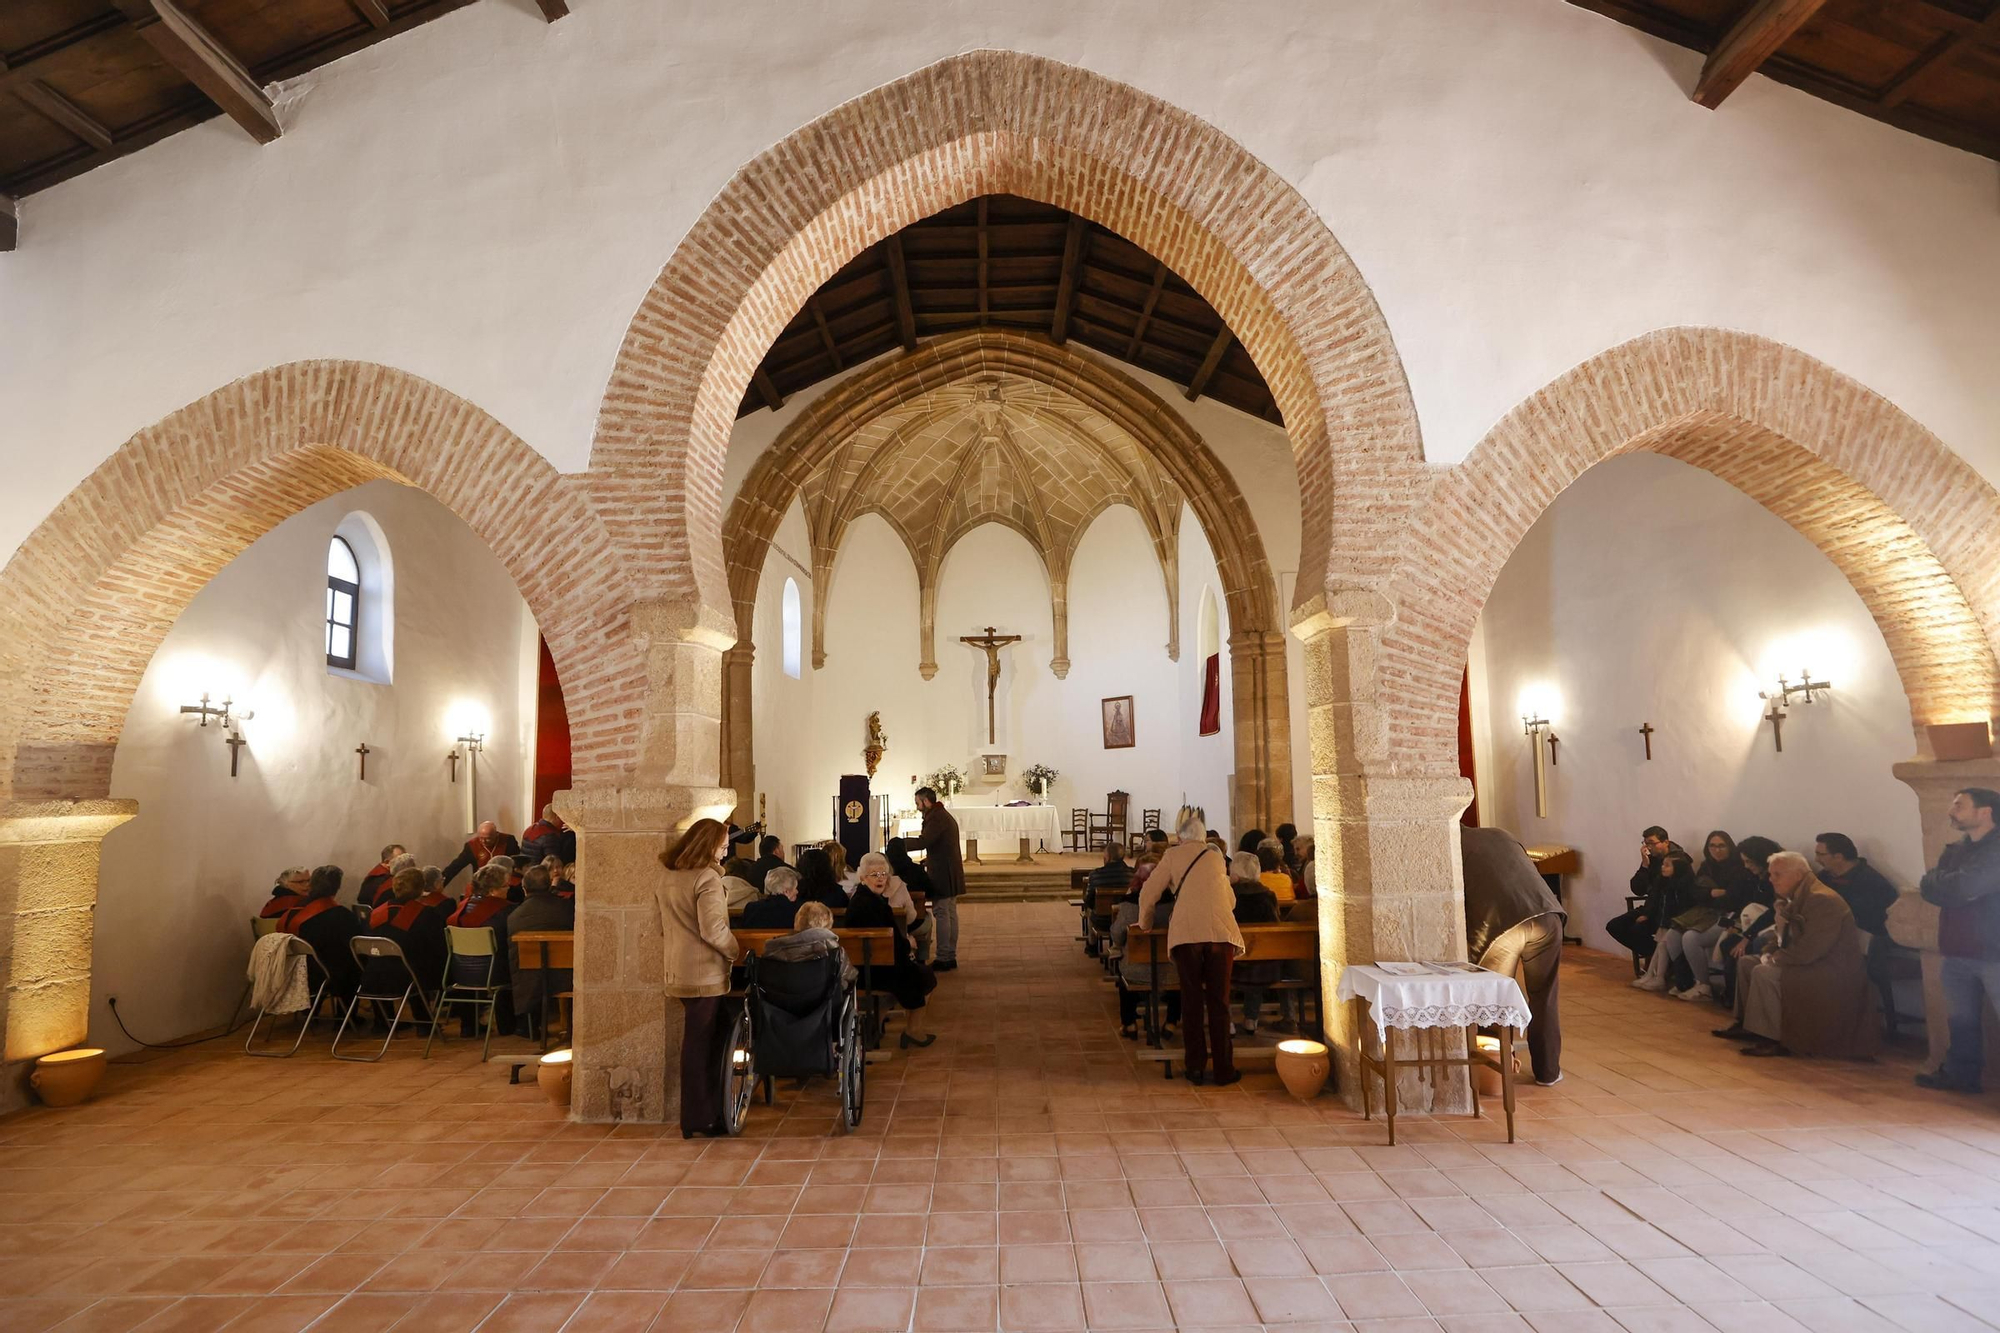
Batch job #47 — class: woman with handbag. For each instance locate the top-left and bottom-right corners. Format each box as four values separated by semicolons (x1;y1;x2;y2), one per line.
653;818;742;1137
1138;806;1243;1085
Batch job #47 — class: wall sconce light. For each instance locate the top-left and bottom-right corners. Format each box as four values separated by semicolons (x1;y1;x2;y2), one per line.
179;692;237;728
454;732;486;816
1757;669;1831;754
1522;714;1552;818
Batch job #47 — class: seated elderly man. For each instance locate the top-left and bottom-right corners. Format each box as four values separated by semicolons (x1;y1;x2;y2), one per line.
741;865;803;929
1714;849;1875;1059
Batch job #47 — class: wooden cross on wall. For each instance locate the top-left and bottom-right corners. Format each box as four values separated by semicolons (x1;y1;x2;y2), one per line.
355;743;371;780
1763;704;1786;753
225;729;247;778
1639;722;1654;760
448;750;460;783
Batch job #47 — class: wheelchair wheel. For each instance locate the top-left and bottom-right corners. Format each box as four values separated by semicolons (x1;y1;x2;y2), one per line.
718;1000;755;1136
839;994;865;1132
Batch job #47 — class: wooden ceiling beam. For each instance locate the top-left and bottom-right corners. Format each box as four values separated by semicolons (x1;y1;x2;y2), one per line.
976;197;990;326
1;195;15;252
0;15;128;98
752;368;785;413
1050;214;1088;343
14;80;113;151
1124;263;1170;359
808;296;844;371
349;0;392;27
1879;11;2000;109
1186;329;1234;402
536;0;572;19
114;0;280;144
1692;0;1832;109
884;235;918;352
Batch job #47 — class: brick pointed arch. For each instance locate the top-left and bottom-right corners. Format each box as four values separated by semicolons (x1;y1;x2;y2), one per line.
1379;328;2000;769
0;361;644;804
720;329;1296;834
591;48;1421;621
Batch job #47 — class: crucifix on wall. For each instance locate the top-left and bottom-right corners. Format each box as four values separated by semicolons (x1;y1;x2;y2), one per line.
1639;722;1655;760
960;625;1023;745
355;742;371;780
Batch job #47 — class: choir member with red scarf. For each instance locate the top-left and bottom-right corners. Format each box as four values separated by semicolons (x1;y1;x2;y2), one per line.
414;865;455;918
447;864;515;1035
280;865;361;1002
442;821;521;888
261;866;310;919
366;868;450;1011
358;844;407;909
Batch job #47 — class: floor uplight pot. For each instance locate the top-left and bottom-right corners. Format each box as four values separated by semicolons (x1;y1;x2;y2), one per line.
538;1049;573;1107
1274;1039;1330;1100
1473;1035;1518;1096
31;1048;106;1107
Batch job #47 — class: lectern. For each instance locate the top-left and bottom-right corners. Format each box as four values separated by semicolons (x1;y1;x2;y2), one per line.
834;774;872;871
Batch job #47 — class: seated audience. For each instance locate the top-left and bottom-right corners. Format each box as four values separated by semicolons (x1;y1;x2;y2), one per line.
723;853;758;883
488;854;524;903
845;853;936;1047
1294;833;1317;896
795;847;850;911
280;865;361;1003
1275;822;1301;883
764;899;856;984
367;867;450;1004
262;866;310;919
857;851;929;942
442;820;521;887
1230;851;1294;1037
1236;828;1268;856
1256;839;1297;909
1658;830;1751;1000
885;838;935;901
1205;832;1229;856
1718;836;1781;1007
508;864;577;1039
357;844;404;909
1085;841;1132;916
1460;826;1566;1085
1916;787;2000;1094
1714;850;1875;1059
414;865;454;918
521;805;577;864
1815;831;1909;1029
721;866;760;912
1110;879;1180;1039
1631;846;1696;991
875;844;936;963
443;863;512;1037
741;865;803;928
554;861;577;899
1606;825;1681;965
748;835;789;889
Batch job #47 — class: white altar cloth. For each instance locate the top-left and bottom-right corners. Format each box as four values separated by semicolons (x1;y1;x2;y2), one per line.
1335;963;1531;1038
951;804;1062;848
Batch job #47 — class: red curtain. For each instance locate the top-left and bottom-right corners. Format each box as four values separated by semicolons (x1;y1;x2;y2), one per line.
1457;667;1479;827
533;637;572;816
1199;652;1222;736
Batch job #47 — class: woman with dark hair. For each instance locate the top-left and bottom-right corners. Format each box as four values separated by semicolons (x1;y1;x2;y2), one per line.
1715;835;1782;1009
367;866;450;1014
794;847;849;911
653;818;741;1137
1236;828;1268;856
1660;830;1753;1000
1631;847;1698;992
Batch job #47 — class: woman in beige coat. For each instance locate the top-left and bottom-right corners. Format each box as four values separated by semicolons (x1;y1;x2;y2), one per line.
654;818;741;1136
1138;806;1245;1085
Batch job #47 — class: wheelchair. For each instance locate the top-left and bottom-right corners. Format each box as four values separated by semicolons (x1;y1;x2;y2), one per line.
719;948;865;1135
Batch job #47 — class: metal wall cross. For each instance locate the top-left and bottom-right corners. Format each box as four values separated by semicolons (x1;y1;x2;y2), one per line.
355;742;371;780
1639;722;1654;760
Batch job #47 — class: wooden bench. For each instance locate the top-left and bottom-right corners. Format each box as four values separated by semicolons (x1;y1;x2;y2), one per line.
1124;921;1323;1078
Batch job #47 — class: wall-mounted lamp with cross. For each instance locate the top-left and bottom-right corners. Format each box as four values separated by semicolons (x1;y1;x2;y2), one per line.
1522;713;1552;819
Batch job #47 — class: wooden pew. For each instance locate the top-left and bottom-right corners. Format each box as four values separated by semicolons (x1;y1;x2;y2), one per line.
1124;920;1324;1078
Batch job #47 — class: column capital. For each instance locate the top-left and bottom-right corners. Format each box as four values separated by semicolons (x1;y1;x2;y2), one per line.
631;597;736;651
1290;587;1393;639
553;782;735;835
0;799;138;844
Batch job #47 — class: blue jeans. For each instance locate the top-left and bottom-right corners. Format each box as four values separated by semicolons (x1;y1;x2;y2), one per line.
1941;954;2000;1085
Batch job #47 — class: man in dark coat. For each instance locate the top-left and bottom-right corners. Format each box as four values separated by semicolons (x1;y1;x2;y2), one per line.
507;865;577;1039
442;821;522;886
357;844;405;909
747;835;788;890
521;806;577;865
1460;826;1567;1085
915;787;966;972
1604;825;1681;966
1917;788;2000;1094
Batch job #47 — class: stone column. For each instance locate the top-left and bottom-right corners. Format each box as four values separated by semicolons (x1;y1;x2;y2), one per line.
1293;593;1473;1111
556;599;736;1124
1228;629;1296;835
1892;757;2000;1073
0;799;137;1113
719;644;755;824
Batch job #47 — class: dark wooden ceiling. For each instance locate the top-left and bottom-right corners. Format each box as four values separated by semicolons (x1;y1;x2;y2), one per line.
1570;0;2000;161
0;0;569;235
742;195;1280;426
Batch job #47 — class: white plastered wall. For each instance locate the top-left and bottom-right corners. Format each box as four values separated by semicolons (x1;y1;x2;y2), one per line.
4;0;2000;567
91;480;539;1053
1468;455;1923;952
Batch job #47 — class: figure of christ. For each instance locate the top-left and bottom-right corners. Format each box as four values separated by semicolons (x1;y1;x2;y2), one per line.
960;625;1023;744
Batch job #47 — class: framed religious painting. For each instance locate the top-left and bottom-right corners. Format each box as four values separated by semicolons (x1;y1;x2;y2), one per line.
1100;695;1136;749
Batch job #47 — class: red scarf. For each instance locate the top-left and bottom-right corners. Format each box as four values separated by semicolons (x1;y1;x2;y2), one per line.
280;897;340;933
369;901;427;932
466;837;504;870
416;891;452;915
261;891;306;919
450;895;509;929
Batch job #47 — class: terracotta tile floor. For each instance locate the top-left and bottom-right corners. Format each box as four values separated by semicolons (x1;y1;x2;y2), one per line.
5;901;2000;1332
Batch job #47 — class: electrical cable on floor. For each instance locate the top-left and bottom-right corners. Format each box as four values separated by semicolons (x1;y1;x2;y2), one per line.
105;995;249;1050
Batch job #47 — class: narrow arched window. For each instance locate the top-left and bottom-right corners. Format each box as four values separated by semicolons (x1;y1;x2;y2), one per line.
326;536;360;669
782;577;803;679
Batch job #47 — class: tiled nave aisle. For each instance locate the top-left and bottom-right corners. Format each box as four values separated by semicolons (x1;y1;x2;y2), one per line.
3;901;1998;1332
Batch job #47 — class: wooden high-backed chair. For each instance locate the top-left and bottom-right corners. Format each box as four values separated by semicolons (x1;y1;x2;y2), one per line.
1089;791;1129;849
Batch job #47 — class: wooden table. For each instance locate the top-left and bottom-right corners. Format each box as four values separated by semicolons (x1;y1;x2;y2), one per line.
1337;963;1529;1145
510;929;573;1055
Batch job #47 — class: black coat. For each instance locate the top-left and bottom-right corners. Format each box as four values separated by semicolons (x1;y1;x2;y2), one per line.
845;885;934;1010
739;894;801;929
292;900;362;998
1460;827;1565;960
1827;858;1897;937
1922;832;2000;959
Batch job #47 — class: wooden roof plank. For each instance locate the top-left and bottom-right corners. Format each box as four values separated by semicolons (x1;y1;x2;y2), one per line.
884;233;918;352
1186;328;1234;402
1050;213;1087;343
1695;0;1833;108
14;78;112;150
113;0;279;144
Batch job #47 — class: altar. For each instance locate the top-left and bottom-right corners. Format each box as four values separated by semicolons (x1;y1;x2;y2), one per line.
896;798;1063;852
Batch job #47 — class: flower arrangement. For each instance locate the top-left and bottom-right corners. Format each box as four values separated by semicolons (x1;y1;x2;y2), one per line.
925;764;966;799
1022;763;1060;800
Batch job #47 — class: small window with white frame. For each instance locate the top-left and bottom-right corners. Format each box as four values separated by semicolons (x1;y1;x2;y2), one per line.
326;536;360;670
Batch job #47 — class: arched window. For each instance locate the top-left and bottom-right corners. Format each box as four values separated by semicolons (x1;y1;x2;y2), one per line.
326;536;360;669
781;577;803;679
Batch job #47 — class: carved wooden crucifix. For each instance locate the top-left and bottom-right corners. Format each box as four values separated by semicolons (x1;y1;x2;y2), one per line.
225;729;247;778
1763;703;1786;753
959;625;1023;744
356;743;371;780
1639;722;1654;760
448;749;460;783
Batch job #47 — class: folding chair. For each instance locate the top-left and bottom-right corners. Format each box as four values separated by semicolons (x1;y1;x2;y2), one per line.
333;935;437;1061
244;935;329;1058
424;925;505;1060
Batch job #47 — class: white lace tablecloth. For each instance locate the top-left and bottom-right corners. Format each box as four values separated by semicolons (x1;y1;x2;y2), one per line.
1336;963;1531;1039
951;805;1063;847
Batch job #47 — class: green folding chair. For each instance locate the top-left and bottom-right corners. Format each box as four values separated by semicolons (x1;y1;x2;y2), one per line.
424;925;504;1060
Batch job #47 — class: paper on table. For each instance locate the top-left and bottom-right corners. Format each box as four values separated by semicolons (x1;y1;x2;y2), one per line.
1374;961;1432;976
